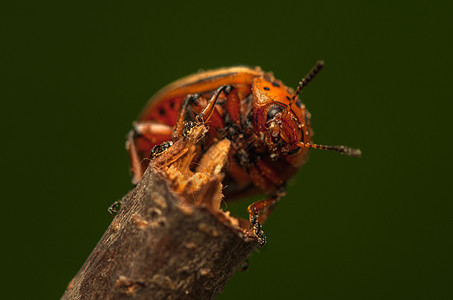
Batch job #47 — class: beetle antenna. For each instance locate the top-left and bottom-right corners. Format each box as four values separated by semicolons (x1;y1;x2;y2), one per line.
290;60;325;106
296;142;362;157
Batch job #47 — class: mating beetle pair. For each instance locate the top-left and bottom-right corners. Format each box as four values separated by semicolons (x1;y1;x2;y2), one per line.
126;61;361;245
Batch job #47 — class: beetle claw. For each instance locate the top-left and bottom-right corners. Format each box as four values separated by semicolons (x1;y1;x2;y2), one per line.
249;208;267;247
108;200;122;217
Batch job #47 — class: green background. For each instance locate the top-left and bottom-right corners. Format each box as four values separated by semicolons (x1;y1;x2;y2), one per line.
2;1;452;299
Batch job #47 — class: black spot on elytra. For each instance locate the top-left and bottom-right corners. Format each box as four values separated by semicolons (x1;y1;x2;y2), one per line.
159;108;166;116
170;101;175;109
263;87;270;91
272;81;280;87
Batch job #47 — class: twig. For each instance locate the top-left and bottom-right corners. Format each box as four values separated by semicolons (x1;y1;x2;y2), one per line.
62;125;258;300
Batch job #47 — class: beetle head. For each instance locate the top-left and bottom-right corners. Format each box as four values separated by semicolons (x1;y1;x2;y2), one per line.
252;76;310;159
252;61;362;159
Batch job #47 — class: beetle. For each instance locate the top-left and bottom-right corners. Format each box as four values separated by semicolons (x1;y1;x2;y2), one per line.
126;61;361;245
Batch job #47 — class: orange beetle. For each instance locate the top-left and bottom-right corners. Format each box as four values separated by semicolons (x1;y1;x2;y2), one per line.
127;61;361;245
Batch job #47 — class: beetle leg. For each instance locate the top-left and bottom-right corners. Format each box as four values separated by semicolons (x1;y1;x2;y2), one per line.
256;159;285;186
173;86;232;140
108;200;122;217
196;85;232;123
224;86;241;127
126;121;173;184
247;186;286;247
172;93;201;140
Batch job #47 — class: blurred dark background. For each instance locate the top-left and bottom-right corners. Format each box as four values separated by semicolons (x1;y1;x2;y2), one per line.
1;1;452;299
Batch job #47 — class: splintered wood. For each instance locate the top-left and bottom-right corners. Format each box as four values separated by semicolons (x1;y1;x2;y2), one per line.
151;123;240;229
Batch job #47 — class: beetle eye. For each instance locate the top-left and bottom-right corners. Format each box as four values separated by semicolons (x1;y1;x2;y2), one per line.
266;104;284;121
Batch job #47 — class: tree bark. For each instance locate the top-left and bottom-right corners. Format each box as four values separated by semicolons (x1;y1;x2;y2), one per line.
62;163;258;299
